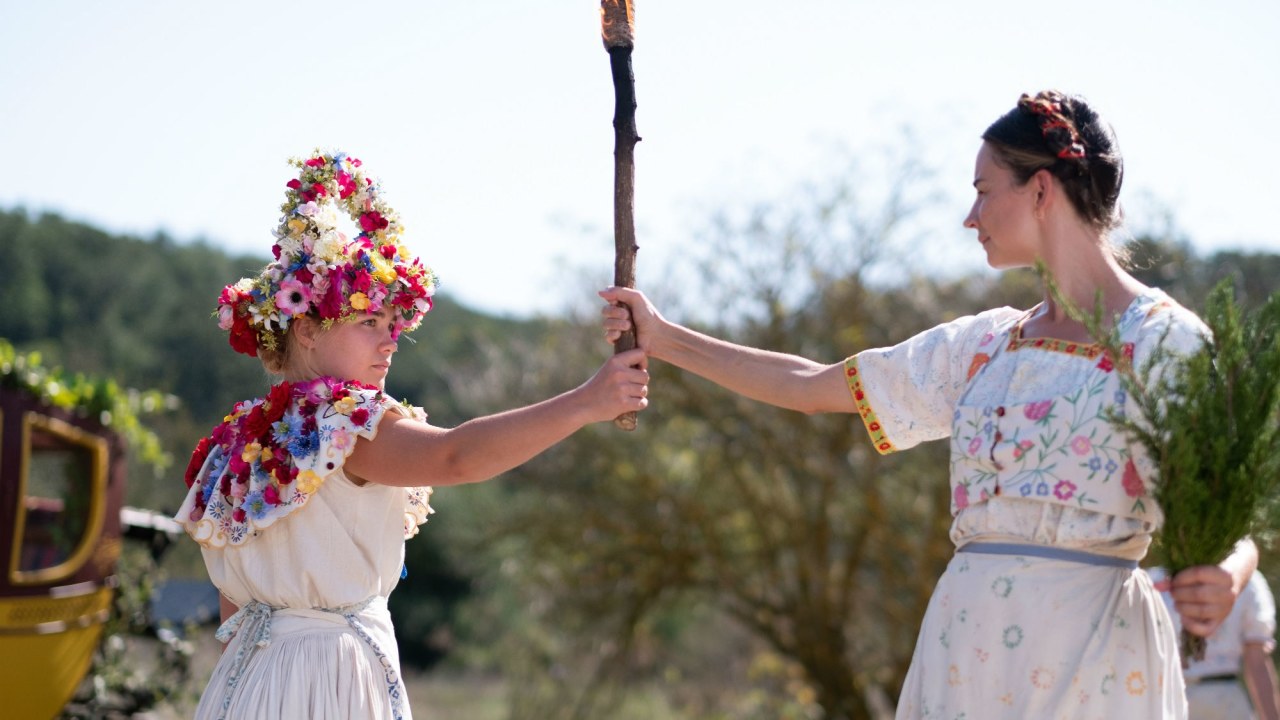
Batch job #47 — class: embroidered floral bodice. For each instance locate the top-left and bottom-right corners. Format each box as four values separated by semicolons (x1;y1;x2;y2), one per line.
845;290;1207;559
175;377;433;608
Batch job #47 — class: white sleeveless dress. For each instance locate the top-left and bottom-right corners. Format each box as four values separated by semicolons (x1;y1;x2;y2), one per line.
176;378;433;720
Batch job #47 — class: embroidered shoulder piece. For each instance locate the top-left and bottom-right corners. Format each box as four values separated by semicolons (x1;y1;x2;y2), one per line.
176;377;420;547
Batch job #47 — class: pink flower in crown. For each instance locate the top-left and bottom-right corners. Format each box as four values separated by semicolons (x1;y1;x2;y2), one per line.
275;279;312;315
367;284;387;313
359;211;389;232
352;269;373;293
336;171;357;199
217;305;235;330
318;278;345;319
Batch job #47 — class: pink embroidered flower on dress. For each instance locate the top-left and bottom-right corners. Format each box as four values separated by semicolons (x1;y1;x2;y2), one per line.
1069;435;1092;456
330;426;354;452
953;484;970;510
1023;400;1053;421
1053;480;1077;501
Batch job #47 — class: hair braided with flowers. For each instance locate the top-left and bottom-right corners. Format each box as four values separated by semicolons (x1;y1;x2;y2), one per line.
218;151;439;357
1018;91;1087;162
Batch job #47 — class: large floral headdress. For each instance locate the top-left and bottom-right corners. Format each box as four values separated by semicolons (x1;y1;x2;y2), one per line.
218;151;439;357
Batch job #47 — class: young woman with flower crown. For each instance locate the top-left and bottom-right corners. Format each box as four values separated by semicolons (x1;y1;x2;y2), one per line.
176;151;649;720
601;91;1257;718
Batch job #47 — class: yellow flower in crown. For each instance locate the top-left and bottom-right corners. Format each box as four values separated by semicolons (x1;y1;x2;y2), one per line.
370;254;398;285
215;150;441;358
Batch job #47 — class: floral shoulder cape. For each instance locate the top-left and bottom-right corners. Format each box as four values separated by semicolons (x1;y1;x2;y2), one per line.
176;377;433;548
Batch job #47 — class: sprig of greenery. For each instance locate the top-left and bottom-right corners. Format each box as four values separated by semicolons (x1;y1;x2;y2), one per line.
0;338;176;474
1041;266;1280;660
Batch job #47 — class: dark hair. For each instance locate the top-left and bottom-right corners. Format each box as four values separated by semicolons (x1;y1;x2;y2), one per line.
982;90;1124;231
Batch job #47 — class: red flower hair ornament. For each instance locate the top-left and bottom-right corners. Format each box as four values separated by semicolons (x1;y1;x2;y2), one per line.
1018;92;1087;161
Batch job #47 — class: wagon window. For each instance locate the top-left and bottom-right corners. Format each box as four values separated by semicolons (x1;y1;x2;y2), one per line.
11;413;106;581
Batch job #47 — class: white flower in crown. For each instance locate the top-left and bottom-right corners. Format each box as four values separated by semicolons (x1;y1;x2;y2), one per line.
249;304;282;331
312;229;345;262
307;255;330;277
314;203;338;231
276;235;302;262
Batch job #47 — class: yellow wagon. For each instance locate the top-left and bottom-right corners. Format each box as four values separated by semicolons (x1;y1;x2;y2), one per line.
0;385;126;720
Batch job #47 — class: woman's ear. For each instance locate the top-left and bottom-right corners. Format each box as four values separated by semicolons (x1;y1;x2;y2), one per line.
1031;169;1054;217
292;315;321;350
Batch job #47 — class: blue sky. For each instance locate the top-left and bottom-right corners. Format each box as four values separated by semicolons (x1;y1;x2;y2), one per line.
2;1;1277;317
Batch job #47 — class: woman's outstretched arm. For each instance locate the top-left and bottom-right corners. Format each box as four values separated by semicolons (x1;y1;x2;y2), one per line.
346;349;649;488
600;286;855;415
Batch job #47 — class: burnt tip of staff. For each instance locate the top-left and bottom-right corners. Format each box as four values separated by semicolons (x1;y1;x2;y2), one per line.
600;0;635;49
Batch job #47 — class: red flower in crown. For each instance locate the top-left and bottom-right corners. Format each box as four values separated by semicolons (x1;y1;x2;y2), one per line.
229;314;260;357
359;211;389;232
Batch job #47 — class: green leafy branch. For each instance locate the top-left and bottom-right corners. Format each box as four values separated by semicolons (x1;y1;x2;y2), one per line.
0;338;177;474
1040;267;1280;661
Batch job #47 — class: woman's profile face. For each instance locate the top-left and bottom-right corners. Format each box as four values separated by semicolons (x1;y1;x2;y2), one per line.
963;142;1039;270
305;308;399;389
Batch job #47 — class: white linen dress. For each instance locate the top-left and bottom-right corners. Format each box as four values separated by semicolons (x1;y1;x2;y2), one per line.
846;290;1206;719
176;378;433;720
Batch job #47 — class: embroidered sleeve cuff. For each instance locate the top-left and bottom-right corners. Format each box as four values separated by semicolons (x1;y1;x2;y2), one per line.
844;356;897;455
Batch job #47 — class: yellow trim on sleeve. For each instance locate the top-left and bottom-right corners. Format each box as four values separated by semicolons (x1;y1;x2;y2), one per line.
843;356;897;455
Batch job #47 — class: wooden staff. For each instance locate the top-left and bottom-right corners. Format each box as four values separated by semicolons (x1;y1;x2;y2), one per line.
601;0;640;431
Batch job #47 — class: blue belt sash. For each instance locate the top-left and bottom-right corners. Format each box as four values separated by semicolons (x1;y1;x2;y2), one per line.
957;541;1139;569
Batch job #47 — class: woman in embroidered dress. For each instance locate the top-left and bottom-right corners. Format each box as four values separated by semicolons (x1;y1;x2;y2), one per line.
600;91;1256;718
177;151;649;720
